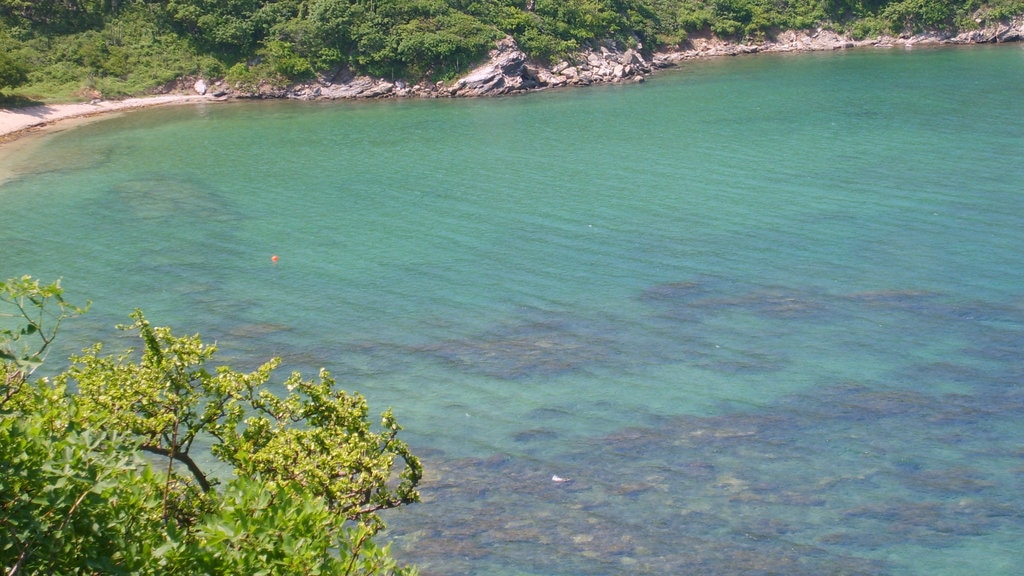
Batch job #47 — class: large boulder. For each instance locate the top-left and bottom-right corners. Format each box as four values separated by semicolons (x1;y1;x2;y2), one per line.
452;37;540;97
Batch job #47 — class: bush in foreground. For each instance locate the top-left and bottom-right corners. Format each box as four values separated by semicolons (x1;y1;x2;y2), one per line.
1;276;421;575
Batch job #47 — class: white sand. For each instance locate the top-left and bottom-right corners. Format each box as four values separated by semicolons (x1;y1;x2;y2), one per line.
0;94;222;185
0;94;219;143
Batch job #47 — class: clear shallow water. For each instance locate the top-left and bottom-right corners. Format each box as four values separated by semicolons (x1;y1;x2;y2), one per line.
2;45;1024;574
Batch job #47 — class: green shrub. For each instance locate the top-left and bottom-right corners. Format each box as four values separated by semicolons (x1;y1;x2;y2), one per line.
0;50;29;91
986;0;1024;19
261;38;315;79
225;60;258;89
2;278;421;575
879;0;958;32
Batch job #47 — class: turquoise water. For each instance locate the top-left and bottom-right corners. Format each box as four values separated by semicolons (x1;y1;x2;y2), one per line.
3;45;1024;574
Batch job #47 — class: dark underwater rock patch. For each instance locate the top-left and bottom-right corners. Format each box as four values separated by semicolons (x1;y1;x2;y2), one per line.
385;374;1024;575
638;280;710;302
842;499;1012;546
511;427;559;443
695;348;788;374
640;279;833;322
110;176;237;222
388;444;891;575
962;323;1024;365
642;280;1024;334
414;319;622;379
900;467;996;495
225;322;291;339
891;361;989;388
843;289;939;310
362;280;1023;572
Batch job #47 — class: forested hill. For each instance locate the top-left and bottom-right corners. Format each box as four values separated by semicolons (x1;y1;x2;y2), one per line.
2;0;1023;101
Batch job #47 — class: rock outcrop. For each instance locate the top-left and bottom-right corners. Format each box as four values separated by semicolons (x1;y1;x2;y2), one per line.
449;36;540;97
256;36;653;100
198;18;1024;101
945;16;1024;43
448;37;653;96
654;17;1024;64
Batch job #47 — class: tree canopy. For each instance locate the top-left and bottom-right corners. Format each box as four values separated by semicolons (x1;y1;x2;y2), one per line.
1;0;1021;99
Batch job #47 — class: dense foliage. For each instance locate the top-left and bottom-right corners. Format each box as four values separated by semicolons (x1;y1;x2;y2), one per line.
1;276;420;575
0;0;1022;98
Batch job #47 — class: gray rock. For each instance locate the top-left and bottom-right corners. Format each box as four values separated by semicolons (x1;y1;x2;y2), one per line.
453;36;539;97
622;49;644;67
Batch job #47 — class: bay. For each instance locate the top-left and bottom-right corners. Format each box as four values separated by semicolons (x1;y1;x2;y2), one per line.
2;44;1024;575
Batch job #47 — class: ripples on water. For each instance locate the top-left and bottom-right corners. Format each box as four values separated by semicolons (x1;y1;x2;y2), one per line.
380;284;1024;575
2;45;1023;575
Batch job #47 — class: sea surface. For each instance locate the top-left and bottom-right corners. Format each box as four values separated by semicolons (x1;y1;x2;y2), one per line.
2;44;1023;575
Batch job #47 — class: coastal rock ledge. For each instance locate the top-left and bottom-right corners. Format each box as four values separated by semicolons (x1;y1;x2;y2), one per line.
215;18;1024;101
237;36;651;100
447;36;650;97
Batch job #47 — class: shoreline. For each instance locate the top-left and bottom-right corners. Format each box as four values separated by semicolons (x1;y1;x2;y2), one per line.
0;94;221;145
1;20;1021;147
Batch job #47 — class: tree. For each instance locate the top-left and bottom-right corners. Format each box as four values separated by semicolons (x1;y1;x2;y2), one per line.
0;51;29;92
0;408;168;576
0;0;107;32
2;277;421;575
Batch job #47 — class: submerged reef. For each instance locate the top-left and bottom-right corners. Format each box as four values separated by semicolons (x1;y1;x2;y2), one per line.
385;374;1024;575
375;277;1024;575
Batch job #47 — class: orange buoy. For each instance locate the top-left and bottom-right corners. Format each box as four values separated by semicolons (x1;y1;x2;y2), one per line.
271;255;279;263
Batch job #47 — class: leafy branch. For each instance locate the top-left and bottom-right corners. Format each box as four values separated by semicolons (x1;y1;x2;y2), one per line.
3;280;421;574
1;276;89;407
1;276;89;371
61;308;421;531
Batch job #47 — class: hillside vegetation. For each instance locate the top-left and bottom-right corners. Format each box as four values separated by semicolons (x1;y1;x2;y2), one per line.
1;0;1023;100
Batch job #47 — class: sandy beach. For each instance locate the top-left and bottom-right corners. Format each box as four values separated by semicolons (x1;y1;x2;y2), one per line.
0;94;218;144
0;94;221;185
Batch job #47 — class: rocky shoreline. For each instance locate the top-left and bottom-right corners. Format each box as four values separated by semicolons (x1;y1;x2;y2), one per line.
199;17;1023;101
2;18;1021;143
